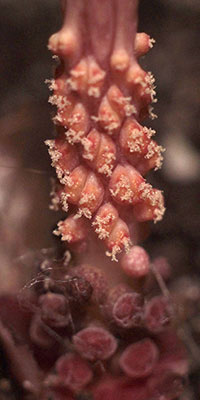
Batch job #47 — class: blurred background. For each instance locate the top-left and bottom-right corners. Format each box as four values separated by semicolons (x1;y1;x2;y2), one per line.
0;0;199;285
0;0;199;396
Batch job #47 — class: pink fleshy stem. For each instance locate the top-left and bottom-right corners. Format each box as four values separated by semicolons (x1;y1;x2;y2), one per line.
47;0;165;262
12;3;189;399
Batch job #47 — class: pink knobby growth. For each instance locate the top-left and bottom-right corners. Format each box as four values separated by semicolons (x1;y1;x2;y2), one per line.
55;352;93;392
120;245;150;278
112;292;144;328
12;1;188;399
119;338;159;378
72;326;117;362
46;0;165;263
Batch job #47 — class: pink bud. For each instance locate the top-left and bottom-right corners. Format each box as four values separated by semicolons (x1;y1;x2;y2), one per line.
39;293;69;328
105;218;131;260
103;284;131;319
134;32;154;58
56;353;93;392
55;215;88;243
119;338;159;378
113;292;143;328
121;245;150;278
134;185;165;223
66;102;90;144
64;166;88;204
119;118;150;167
98;95;122;133
73;326;117;361
109;165;144;206
79;171;104;216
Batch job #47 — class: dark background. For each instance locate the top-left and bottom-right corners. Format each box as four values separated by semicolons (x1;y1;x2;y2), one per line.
0;1;199;396
0;0;199;286
0;0;199;276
